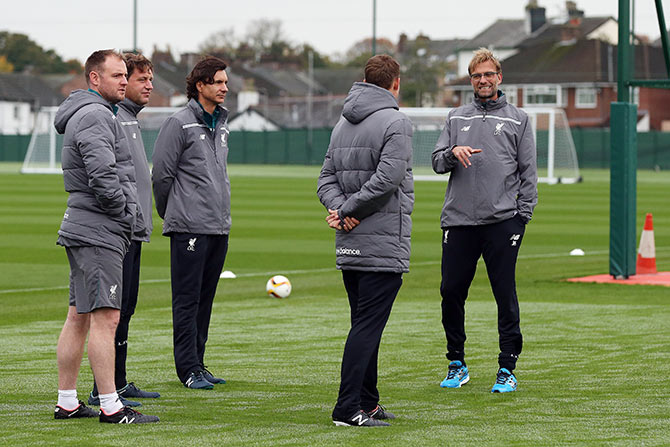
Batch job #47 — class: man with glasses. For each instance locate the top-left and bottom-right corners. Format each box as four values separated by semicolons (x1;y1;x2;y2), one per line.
431;48;537;393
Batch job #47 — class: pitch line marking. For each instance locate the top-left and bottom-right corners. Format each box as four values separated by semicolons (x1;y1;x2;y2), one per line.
1;248;666;295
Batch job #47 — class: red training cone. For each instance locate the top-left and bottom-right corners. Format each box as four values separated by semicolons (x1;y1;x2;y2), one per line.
636;213;657;275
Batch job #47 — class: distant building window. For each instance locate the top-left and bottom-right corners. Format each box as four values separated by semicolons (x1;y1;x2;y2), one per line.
575;87;597;108
14;105;21;119
523;85;562;107
504;86;517;105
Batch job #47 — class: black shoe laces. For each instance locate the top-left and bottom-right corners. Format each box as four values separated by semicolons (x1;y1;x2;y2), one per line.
495;371;511;385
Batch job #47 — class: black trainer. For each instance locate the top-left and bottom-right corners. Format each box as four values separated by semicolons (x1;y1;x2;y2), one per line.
54;400;98;419
202;367;226;384
88;391;141;407
99;406;159;424
184;371;214;390
333;410;390;427
366;404;396;420
118;382;161;399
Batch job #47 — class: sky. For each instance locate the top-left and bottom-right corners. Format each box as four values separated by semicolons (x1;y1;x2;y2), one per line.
3;0;668;63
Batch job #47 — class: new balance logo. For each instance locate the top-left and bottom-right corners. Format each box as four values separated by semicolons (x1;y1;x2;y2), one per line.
188;238;197;252
352;413;369;426
132;132;137;139
336;247;361;256
460;125;471;132
444;230;449;244
510;234;521;246
119;415;136;424
494;122;505;135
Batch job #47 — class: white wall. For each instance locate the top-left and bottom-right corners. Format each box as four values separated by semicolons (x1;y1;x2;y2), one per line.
228;110;279;131
0;101;32;134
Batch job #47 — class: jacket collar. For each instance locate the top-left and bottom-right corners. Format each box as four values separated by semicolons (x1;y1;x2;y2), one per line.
472;90;507;111
187;98;228;128
119;98;144;117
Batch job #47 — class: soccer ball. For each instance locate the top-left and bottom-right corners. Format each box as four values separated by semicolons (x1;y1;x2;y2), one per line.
266;275;291;298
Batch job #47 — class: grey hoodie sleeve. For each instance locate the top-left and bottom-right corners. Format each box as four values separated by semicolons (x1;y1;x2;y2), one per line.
431;115;458;174
152;117;184;219
339;117;412;220
76;111;126;216
516;117;538;222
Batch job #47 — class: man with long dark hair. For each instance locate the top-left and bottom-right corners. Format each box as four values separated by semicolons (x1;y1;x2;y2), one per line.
152;56;231;390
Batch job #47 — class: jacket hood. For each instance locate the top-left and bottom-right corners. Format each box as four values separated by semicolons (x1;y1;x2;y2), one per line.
473;90;507;111
119;98;144;117
54;89;114;134
342;82;399;124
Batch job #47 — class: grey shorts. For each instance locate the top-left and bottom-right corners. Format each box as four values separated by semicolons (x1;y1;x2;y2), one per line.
65;245;123;313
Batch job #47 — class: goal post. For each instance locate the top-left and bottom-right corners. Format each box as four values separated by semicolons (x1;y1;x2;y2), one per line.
21;107;61;174
400;107;581;184
21;106;180;174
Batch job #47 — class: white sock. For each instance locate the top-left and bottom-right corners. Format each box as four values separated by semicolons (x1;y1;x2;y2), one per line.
57;389;79;410
99;392;123;415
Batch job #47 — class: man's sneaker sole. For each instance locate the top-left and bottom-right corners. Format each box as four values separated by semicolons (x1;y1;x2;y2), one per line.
333;420;390;427
440;374;470;388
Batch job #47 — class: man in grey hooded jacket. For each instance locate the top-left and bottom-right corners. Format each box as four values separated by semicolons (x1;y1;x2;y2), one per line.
54;49;157;424
88;52;160;406
432;48;537;394
318;54;413;427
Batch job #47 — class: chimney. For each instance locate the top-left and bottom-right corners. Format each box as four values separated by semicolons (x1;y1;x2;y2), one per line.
525;1;547;34
566;1;584;25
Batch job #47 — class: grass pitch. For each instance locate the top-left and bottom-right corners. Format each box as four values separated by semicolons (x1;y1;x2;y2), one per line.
0;166;669;446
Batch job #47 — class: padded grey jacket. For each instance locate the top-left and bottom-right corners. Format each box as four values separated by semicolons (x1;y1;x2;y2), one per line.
152;99;231;235
55;89;139;255
431;92;537;227
317;82;414;273
117;98;152;242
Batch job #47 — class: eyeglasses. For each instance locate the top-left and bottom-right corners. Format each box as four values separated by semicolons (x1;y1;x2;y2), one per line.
470;71;499;81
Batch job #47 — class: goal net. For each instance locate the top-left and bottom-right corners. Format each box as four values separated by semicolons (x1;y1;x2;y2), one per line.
21;106;180;174
401;107;581;184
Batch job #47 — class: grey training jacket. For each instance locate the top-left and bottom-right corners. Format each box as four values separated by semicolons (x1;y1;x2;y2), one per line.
118;98;152;242
317;82;414;273
152;98;231;235
55;89;139;255
431;92;537;228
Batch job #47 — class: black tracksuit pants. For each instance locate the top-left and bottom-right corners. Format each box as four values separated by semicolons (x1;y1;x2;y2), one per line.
92;240;142;395
440;214;526;371
170;233;229;383
332;270;402;420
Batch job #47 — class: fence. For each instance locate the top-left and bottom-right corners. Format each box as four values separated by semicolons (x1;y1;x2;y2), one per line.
2;129;670;169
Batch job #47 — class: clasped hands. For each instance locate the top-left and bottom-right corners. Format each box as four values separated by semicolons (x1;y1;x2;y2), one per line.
326;209;360;232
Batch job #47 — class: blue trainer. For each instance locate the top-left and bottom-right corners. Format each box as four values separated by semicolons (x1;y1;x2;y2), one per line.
491;368;517;393
440;360;470;388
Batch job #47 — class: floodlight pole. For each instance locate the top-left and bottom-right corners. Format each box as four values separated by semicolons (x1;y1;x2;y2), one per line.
372;0;377;56
133;0;138;52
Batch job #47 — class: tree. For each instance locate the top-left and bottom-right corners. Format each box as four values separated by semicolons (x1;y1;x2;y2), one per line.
0;31;81;73
245;19;285;61
0;55;14;72
399;36;446;107
344;37;396;67
199;28;238;59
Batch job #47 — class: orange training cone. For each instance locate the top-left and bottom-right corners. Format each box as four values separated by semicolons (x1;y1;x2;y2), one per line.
636;213;657;275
